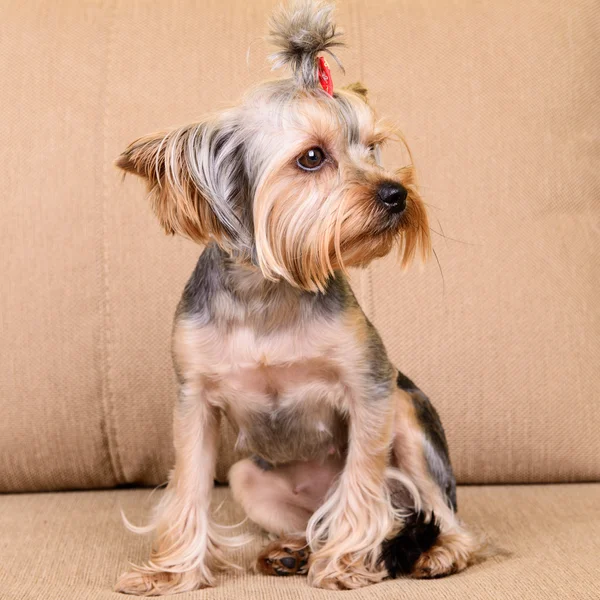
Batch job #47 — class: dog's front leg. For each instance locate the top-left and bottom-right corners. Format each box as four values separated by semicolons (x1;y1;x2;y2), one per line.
116;384;234;595
307;390;397;590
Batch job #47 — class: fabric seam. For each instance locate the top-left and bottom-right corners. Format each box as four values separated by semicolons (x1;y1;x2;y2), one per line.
99;0;125;485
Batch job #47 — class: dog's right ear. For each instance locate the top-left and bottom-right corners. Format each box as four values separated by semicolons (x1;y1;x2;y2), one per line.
116;116;249;250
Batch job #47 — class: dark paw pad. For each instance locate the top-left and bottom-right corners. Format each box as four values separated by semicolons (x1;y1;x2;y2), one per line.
258;542;310;577
279;557;297;570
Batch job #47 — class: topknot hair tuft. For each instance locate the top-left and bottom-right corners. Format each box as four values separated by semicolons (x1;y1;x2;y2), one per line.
268;0;344;89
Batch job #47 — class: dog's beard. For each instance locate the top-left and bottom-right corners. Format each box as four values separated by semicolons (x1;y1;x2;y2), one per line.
253;165;430;292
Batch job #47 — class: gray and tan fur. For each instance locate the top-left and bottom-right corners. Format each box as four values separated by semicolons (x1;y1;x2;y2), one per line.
114;0;481;595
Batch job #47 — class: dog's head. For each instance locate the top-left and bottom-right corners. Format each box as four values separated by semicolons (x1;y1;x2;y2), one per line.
117;0;430;291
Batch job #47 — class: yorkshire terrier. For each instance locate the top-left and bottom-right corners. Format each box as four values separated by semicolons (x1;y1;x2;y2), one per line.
115;0;480;595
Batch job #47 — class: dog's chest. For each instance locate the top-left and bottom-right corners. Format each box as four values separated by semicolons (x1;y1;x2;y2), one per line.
175;316;358;462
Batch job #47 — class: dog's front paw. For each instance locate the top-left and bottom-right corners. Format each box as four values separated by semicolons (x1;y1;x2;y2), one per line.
115;568;213;596
308;554;386;590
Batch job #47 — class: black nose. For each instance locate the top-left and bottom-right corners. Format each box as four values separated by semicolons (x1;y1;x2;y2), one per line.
377;182;407;214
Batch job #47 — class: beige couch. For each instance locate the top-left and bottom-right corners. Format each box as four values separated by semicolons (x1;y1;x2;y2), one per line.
1;1;599;598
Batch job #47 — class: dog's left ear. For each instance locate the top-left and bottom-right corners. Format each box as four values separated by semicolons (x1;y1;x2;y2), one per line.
116;114;250;250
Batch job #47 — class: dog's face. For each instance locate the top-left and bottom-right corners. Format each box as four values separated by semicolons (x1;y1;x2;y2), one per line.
117;81;430;291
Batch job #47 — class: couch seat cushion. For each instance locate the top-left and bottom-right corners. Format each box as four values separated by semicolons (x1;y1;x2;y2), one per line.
1;484;598;599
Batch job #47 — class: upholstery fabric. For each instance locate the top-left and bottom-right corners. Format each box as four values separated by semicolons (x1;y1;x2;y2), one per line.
1;484;599;600
0;0;599;492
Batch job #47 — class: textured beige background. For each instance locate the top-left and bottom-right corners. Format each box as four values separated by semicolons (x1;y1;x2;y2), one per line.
0;0;599;492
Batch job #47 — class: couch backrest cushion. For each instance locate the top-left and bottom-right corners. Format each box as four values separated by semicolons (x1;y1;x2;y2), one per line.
1;0;598;491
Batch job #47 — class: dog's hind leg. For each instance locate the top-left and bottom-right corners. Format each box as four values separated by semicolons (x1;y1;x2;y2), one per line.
256;537;311;576
389;375;483;579
228;457;341;577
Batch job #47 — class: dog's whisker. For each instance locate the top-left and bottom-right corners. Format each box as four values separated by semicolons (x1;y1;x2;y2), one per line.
421;201;442;211
434;216;449;249
429;228;480;246
432;246;446;297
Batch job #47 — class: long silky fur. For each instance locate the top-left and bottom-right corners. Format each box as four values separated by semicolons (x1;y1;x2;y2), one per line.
306;466;422;586
268;0;344;88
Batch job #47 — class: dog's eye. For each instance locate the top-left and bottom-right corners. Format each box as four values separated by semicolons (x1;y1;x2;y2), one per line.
297;147;326;171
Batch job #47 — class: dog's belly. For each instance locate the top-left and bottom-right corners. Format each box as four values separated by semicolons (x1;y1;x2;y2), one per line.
218;361;349;464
